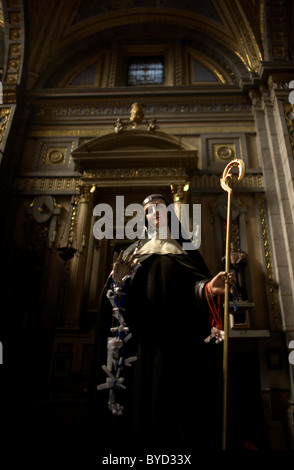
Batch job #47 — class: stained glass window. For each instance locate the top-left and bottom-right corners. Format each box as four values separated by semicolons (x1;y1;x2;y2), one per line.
127;56;164;86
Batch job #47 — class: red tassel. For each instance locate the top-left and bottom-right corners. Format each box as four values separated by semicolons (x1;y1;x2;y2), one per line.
205;282;223;330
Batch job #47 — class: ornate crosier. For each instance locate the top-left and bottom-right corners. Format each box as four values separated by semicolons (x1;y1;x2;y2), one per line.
220;159;245;450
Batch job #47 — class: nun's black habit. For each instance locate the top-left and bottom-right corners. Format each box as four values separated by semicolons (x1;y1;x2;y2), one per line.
95;195;223;453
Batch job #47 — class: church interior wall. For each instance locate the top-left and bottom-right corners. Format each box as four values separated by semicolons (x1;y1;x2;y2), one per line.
6;104;293;451
1;0;294;456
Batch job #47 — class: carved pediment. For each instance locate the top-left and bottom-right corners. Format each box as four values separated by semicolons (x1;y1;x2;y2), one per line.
72;130;198;173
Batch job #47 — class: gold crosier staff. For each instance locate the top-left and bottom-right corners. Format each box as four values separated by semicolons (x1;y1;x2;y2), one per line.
220;159;245;450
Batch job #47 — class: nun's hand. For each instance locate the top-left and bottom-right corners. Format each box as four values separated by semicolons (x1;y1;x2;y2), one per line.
112;249;138;284
209;271;236;296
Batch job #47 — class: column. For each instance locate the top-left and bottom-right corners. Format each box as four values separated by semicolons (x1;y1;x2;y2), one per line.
249;87;294;330
250;84;294;448
62;186;93;328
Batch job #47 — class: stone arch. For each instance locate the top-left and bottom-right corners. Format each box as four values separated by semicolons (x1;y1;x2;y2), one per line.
27;3;265;90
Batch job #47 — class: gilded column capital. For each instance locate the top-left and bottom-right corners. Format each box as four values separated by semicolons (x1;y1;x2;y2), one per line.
170;184;184;203
170;183;190;204
78;185;93;204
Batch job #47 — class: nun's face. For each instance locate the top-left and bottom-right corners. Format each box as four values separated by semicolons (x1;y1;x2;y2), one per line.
144;198;168;228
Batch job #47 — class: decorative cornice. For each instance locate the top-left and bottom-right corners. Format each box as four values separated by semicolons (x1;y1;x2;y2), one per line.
13;176;80;194
31;99;252;121
192;173;263;192
12;171;264;195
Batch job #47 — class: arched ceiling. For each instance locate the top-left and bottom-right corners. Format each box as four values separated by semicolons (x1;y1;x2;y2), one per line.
39;24;248;89
0;0;292;94
22;0;267;90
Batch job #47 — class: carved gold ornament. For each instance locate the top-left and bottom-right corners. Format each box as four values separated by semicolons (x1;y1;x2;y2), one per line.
44;147;67;165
